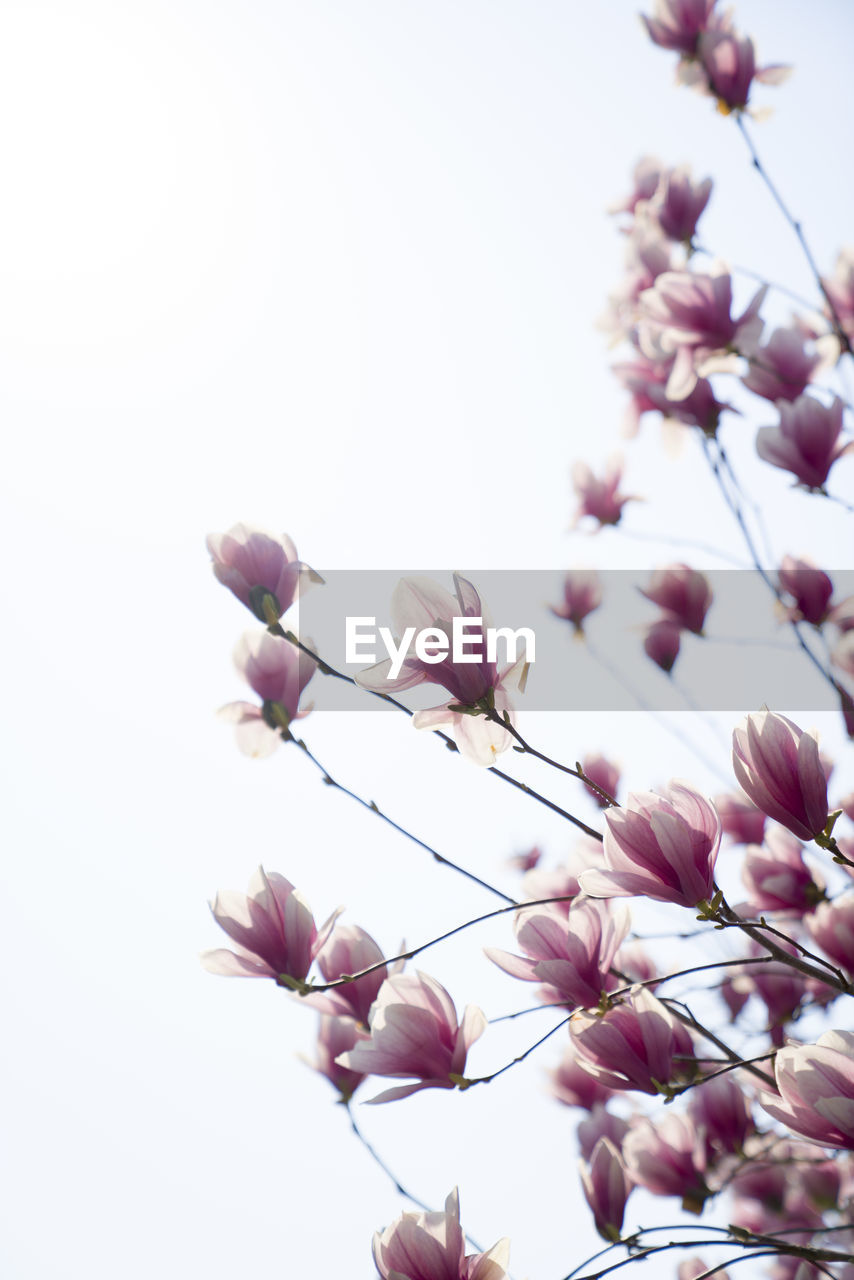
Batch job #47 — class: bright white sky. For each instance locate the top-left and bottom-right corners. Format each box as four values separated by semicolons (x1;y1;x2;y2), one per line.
2;2;854;1278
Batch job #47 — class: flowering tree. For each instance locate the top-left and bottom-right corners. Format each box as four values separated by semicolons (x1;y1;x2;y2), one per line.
203;5;854;1278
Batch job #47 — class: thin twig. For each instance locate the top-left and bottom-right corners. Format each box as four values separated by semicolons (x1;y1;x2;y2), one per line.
735;115;852;357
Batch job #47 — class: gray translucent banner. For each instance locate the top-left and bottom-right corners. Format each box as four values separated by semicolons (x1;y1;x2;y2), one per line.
292;570;853;713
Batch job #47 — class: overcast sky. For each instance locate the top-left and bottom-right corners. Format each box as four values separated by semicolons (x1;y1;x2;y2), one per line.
2;3;853;1278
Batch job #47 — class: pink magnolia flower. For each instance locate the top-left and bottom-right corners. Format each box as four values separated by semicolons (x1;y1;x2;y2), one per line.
743;328;823;404
577;1105;630;1161
571;457;635;529
638;269;765;399
741;941;809;1046
614;354;731;436
551;570;603;633
760;1030;854;1149
687;1072;753;1161
303;1015;370;1102
200;867;339;980
756;395;853;491
806;896;854;980
730;1172;823;1255
719;972;750;1023
623;1113;710;1210
778;556;834;626
613;940;658;987
822;246;854;344
355;574;525;767
647;166;712;244
732;711;830;841
218;631;316;757
643;617;681;673
640;0;720;56
579;781;721;908
372;1189;510;1280
519;858;583;914
729;1151;788;1208
582;752;621;807
741;826;824;915
570;987;696;1095
640;563;712;634
695;31;790;114
206;523;320;621
507;845;542;873
715;790;766;845
601;227;676;340
609;155;663;215
549;1048;618;1110
485;897;630;1010
304;924;390;1025
580;1137;633;1242
338;971;486;1103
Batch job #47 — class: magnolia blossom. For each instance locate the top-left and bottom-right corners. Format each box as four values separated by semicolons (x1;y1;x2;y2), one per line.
580;1137;633;1241
694;30;790;114
687;1072;753;1160
646;166;712;244
570;987;696;1095
638;269;765;399
551;570;602;633
778;556;834;626
518;838;603;912
643;618;681;673
756;395;853;491
373;1189;510;1280
200;867;338;980
601;227;676;340
806;896;854;979
614;354;731;436
741;941;810;1046
623;1113;710;1210
577;1105;631;1162
338;971;486;1103
549;1048;618;1110
579;780;721;908
206;523;319;620
507;845;542;873
732;711;829;841
303;1015;369;1102
729;1148;788;1208
715;790;766;845
614;940;658;987
571;457;635;529
219;630;316;757
760;1031;854;1149
304;924;390;1024
640;563;712;634
609;154;663;215
640;0;721;55
741;826;824;915
582;752;621;807
743;328;823;404
355;574;525;767
485;897;630;1009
